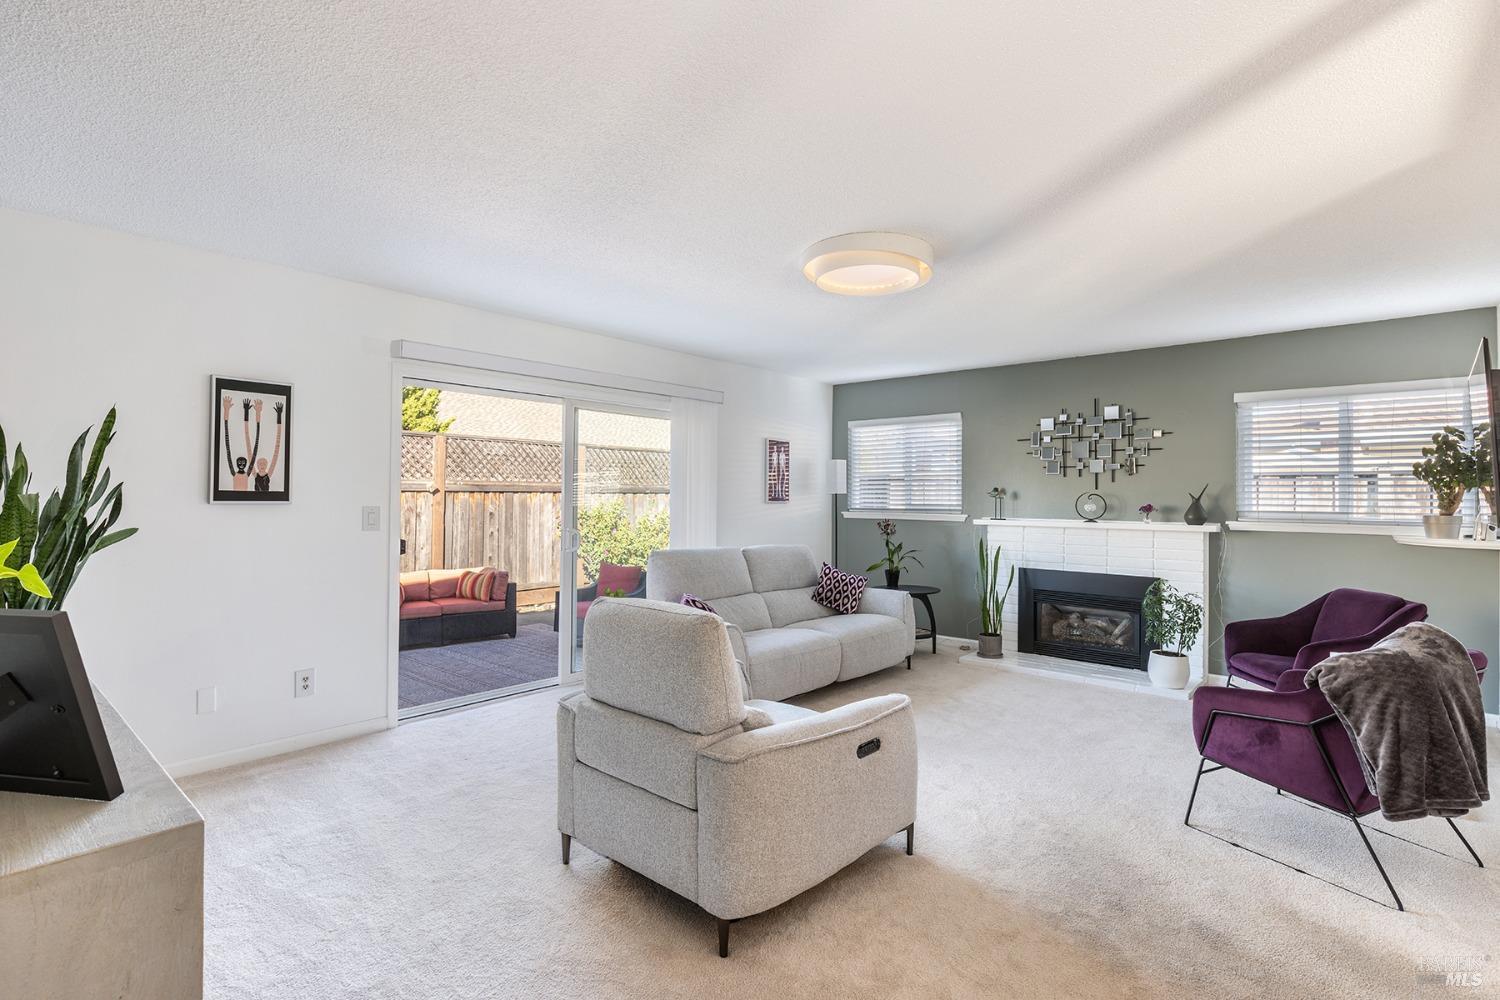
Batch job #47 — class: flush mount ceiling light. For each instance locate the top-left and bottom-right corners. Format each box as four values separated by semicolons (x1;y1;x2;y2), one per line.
801;232;933;296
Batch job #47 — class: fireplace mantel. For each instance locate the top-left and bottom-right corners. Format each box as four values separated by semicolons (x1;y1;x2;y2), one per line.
976;516;1215;688
973;517;1219;533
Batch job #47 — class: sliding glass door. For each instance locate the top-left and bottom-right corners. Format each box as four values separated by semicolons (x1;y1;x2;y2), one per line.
561;403;671;677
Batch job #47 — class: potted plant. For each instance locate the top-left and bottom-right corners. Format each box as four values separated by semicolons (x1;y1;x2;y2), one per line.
1138;502;1155;523
975;536;1015;658
1412;426;1479;539
867;519;921;587
1;408;137;611
1141;579;1203;689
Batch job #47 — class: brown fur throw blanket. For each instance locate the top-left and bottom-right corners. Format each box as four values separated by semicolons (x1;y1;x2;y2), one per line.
1304;622;1488;821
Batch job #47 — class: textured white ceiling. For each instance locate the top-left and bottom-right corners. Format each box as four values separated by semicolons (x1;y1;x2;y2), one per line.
3;1;1498;382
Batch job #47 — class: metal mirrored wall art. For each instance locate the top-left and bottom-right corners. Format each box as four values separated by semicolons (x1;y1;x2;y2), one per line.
1018;398;1171;488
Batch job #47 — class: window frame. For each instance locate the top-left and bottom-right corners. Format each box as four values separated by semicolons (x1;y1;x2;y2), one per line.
1234;377;1489;528
845;412;965;520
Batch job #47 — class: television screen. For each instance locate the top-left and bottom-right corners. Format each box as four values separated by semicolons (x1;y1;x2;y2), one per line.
1469;338;1499;528
0;611;122;800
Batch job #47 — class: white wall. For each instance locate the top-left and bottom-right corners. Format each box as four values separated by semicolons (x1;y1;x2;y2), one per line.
0;208;832;772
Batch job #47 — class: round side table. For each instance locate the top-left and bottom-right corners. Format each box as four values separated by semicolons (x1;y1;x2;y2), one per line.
876;584;939;654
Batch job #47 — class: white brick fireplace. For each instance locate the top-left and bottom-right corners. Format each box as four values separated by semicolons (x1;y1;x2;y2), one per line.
967;517;1219;693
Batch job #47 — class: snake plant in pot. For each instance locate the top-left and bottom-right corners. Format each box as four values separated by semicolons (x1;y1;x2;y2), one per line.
975;536;1015;659
1141;579;1204;689
1;408;137;612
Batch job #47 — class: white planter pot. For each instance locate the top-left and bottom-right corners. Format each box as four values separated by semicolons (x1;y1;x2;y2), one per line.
1147;650;1190;689
1422;514;1462;539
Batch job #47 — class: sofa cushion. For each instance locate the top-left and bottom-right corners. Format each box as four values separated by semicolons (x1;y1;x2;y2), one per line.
433;597;492;615
583;599;747;735
428;569;465;599
572;694;741;809
646;547;755;602
398;571;431;602
1228;651;1295;686
486;570;510;605
740;627;840;702
456;568;495;602
786;614;911;681
742;544;820;592
399;599;442;620
710;593;774;632
811;562;867;615
596;562;643;596
762;586;836;628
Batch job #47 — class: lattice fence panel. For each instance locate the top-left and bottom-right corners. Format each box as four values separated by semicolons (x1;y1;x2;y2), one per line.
401;433;435;481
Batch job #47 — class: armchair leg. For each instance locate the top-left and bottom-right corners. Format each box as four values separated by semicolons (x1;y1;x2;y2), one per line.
1350;815;1403;911
905;823;914;856
906;655;912;670
1447;818;1485;868
717;918;731;958
561;833;571;865
1184;757;1210;826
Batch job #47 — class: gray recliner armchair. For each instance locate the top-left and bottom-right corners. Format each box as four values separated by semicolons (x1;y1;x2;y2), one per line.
557;598;918;957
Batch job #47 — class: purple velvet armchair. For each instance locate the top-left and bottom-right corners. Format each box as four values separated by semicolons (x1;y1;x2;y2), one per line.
1224;589;1427;689
1186;654;1487;910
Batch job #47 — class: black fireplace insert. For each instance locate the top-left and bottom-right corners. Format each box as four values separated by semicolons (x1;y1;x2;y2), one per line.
1018;568;1156;670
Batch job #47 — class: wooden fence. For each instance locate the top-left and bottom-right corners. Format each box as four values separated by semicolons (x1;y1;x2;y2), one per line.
398;432;668;607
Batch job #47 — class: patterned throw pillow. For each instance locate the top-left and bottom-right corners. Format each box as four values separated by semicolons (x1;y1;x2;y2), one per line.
812;562;866;615
680;593;717;614
456;568;495;602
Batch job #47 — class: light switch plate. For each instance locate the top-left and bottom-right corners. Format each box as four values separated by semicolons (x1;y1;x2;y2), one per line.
361;506;381;531
196;686;217;714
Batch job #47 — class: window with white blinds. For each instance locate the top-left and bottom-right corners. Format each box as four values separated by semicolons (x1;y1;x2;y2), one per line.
848;413;963;514
1235;378;1490;526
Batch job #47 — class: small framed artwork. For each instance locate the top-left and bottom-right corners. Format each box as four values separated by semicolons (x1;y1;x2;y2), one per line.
210;376;291;502
1040;446;1057;461
766;439;790;503
1103;404;1121;420
1089;458;1104;474
1053;423;1074;437
1044;460;1061;476
1040;417;1055;432
1103;421;1123;440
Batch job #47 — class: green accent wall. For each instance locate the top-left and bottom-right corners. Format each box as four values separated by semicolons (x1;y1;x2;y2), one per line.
833;308;1500;711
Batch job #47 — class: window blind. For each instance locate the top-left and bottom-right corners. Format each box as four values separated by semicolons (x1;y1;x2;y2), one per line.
847;413;963;514
1235;378;1489;525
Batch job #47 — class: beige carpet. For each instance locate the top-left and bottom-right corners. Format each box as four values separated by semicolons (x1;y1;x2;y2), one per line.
182;648;1500;999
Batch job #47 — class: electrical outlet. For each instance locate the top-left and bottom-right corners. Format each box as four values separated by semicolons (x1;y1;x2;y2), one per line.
294;669;315;698
361;506;381;531
196;686;217;714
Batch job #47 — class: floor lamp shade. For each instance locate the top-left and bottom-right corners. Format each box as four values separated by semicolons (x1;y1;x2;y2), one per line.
828;459;848;495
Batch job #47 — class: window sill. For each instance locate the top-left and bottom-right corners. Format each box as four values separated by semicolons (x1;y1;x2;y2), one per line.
1225;520;1422;537
842;510;969;523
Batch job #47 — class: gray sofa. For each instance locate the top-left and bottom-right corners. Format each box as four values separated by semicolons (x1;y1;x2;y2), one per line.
557;598;918;956
645;545;917;701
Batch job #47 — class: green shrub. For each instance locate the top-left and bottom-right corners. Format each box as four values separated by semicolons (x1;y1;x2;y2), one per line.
575;498;669;583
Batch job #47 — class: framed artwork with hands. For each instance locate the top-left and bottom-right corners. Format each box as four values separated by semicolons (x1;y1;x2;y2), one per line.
209;375;292;502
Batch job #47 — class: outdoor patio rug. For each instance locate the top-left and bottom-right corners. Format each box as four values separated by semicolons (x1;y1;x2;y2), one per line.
399;623;559;709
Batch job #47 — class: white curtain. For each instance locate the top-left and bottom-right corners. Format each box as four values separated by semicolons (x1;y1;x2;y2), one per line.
669;396;720;548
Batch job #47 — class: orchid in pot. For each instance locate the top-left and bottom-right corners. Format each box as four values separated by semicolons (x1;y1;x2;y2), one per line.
867;519;921;588
1138;502;1155;523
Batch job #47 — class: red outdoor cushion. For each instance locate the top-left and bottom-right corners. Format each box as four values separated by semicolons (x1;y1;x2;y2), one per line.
575;599;594;621
487;570;510;606
399;599;442;620
398;572;431;602
428;569;464;600
433;597;491;615
595;563;641;596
